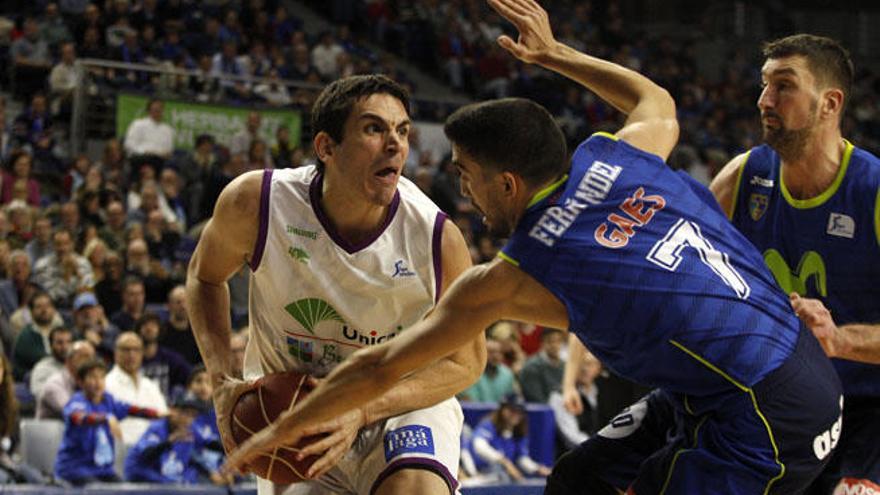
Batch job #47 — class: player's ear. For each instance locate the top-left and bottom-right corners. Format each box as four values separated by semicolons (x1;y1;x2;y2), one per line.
314;132;336;163
822;88;844;119
500;171;517;196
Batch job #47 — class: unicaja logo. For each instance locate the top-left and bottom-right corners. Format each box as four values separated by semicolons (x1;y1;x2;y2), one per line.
285;298;345;335
342;325;403;345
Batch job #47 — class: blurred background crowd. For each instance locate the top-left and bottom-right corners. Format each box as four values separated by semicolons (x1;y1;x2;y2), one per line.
0;0;877;488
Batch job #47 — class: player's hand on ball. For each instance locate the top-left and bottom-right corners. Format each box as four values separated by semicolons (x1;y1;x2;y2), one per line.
222;416;305;476
212;375;259;456
790;293;839;357
488;0;557;64
294;407;366;479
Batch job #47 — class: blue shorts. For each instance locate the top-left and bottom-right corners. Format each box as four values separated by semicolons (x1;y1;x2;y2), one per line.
804;395;880;494
546;328;843;495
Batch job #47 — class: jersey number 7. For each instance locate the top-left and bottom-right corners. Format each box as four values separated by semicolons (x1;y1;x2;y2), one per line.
646;218;751;299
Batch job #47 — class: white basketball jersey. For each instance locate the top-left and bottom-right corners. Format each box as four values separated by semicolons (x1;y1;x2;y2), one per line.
243;166;446;379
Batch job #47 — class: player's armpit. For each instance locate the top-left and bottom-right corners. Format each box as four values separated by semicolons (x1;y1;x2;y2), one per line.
709;152;749;220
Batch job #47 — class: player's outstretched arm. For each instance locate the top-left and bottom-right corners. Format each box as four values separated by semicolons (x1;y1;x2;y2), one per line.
791;293;880;364
709;152;749;219
186;170;263;452
487;0;678;160
223;258;569;473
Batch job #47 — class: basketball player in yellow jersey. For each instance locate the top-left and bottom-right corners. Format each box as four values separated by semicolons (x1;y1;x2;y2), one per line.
186;75;484;494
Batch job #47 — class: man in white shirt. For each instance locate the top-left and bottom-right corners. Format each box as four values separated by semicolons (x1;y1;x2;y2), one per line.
104;331;168;445
48;41;78;117
123;99;175;173
29;326;73;397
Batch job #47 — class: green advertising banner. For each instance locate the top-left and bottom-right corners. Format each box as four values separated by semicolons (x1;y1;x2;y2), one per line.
116;93;302;152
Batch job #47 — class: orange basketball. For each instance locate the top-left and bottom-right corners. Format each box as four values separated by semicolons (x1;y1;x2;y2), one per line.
230;371;324;483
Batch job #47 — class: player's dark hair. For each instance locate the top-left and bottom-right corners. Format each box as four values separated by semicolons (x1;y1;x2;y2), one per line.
763;34;853;116
310;75;410;172
76;358;107;381
444;98;568;186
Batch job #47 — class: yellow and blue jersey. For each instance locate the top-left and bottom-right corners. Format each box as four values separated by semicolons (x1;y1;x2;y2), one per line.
501;133;802;396
731;141;880;397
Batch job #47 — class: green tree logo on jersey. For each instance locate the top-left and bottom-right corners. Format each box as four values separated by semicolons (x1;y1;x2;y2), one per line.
285;298;345;335
764;249;827;297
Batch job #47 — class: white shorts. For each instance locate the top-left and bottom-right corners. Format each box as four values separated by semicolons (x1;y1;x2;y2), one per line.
257;397;463;495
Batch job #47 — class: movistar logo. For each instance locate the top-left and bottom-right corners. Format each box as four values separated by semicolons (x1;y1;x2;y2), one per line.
288;246;309;264
764;249;827;297
284;298;345;334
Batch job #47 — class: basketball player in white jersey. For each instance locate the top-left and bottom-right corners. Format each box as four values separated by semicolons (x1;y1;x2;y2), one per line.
186;75;484;494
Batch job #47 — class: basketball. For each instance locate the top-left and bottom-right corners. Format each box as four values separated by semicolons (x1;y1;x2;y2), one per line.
230;371;324;483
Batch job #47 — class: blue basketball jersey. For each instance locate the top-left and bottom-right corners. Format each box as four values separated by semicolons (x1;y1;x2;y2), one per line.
731;141;880;397
501;133;802;396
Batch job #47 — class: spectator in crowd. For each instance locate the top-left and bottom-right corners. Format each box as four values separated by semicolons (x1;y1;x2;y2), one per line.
190;55;222;103
253;69;292;106
11;290;58;380
36;339;95;419
2;151;41;207
186;365;231;485
460;336;518;403
0;249;32;320
211;40;250;100
110;275;145;332
13;95;54;166
310;30;344;81
551;344;603;450
161;285;200;365
125;238;173;303
54;358;161;486
10;18;52;97
137;312;191;398
72;291;118;361
95;251;124;315
123;392;206;483
177;134;217;225
4;201;33;250
29;325;73;397
59;201;83;240
518;328;565;403
123;99;174;174
246;139;271;170
40;2;73;50
48;42;79;120
489;321;527;375
0;352;45;484
98;200;127;252
104;331;168;445
158;168;186;230
25;215;52;265
469;394;552;482
33;228;94;308
229;111;263;156
83;237;108;282
270;125;293;169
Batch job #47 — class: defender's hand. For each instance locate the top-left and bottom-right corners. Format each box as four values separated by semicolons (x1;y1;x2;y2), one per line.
488;0;557;64
791;293;839;358
295;408;366;479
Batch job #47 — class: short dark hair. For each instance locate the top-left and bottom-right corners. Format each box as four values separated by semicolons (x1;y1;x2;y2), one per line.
195;134;214;147
187;364;207;387
76;358;107;381
444;98;568;186
49;326;72;344
28;290;52;311
134;312;162;334
310;75;410;170
763;34;854;113
540;328;565;341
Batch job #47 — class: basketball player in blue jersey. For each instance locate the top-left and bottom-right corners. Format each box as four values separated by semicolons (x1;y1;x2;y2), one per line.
225;0;843;493
711;34;880;495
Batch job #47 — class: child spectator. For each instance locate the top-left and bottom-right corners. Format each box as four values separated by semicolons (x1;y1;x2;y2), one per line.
123;392;206;483
54;359;160;486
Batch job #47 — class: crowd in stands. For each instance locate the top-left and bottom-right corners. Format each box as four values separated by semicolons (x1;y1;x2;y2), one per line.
0;0;877;489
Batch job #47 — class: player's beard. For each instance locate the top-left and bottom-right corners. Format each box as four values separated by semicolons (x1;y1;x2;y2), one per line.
763;100;819;160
